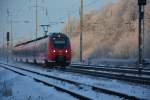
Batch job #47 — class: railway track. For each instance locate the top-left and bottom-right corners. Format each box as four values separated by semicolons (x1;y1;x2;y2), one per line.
66;64;150;85
0;62;142;100
70;64;150;76
71;63;150;70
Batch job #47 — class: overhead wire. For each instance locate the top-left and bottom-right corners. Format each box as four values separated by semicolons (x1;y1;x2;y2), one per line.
66;0;99;16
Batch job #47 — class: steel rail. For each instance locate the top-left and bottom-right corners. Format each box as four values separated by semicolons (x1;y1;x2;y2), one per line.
65;67;150;85
70;64;150;76
0;62;142;100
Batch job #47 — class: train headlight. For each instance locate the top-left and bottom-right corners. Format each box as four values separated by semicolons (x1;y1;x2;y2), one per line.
53;50;56;53
65;50;68;53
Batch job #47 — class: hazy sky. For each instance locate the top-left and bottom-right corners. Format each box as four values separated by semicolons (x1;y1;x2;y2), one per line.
0;0;117;45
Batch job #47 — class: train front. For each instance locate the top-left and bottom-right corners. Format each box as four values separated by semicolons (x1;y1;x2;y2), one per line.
48;33;71;66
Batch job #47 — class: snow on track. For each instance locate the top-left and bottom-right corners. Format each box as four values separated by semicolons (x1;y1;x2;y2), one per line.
0;61;150;99
0;67;76;100
0;63;121;100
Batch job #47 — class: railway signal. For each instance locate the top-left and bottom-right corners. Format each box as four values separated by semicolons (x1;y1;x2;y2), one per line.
6;32;10;42
138;0;147;74
6;32;10;63
138;0;146;5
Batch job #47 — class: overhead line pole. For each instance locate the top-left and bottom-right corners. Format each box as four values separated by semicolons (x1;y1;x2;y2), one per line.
80;0;83;62
138;5;144;65
6;9;11;62
33;0;38;63
35;0;38;39
2;29;4;58
6;9;9;62
10;13;13;62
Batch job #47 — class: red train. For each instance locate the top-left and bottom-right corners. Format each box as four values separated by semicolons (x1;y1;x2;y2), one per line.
13;33;71;67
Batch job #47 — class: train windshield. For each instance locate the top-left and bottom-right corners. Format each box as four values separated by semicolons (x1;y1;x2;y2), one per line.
52;38;68;49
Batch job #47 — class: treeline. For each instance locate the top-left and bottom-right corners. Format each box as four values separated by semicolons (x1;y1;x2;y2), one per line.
62;0;150;59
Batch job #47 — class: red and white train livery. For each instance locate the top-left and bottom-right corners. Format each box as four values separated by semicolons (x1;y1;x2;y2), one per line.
13;33;71;67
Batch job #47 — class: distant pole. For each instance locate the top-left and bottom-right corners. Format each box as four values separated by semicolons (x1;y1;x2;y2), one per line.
67;13;72;37
6;9;13;62
34;0;38;60
7;9;9;62
80;0;83;62
3;31;4;58
7;9;13;61
67;13;70;37
10;15;13;50
10;14;13;61
35;0;38;39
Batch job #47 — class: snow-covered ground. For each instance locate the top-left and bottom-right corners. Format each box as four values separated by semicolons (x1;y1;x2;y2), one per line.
0;67;76;100
1;60;150;99
72;58;150;67
0;62;121;100
0;60;150;99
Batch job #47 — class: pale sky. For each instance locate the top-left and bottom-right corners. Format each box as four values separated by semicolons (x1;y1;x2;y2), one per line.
0;0;117;45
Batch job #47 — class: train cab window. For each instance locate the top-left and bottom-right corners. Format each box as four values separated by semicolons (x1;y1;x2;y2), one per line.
52;38;68;49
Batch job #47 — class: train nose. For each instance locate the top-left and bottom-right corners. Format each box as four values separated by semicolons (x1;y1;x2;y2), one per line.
58;50;63;54
55;56;65;63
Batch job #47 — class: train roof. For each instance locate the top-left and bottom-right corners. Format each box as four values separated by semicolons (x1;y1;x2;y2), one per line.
50;32;68;37
14;33;68;47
